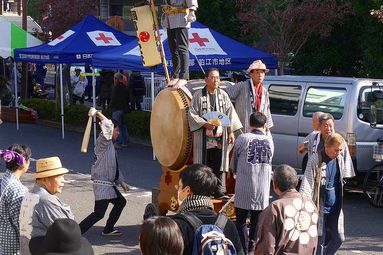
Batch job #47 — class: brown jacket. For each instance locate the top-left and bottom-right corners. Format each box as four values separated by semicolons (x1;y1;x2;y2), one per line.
254;190;318;255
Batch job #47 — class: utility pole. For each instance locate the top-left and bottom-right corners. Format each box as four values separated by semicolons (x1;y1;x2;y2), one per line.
21;0;28;98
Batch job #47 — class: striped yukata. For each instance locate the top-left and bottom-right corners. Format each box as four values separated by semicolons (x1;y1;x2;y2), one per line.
232;129;274;253
307;133;354;177
188;87;242;173
161;0;198;29
0;170;28;255
300;151;355;254
79;119;127;234
225;80;273;133
161;0;198;79
91;120;125;200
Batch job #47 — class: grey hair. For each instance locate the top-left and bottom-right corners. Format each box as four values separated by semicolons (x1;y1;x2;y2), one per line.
273;164;298;192
318;112;334;126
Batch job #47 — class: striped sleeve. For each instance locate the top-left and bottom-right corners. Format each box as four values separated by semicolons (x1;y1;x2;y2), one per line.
300;153;318;198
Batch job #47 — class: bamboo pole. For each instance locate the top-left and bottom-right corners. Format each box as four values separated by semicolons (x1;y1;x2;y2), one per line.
149;0;170;83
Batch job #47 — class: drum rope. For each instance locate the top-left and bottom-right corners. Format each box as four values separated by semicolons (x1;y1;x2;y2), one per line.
177;89;193;163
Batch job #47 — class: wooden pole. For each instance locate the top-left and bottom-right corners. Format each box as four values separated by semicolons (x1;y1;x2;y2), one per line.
149;0;170;83
21;0;28;98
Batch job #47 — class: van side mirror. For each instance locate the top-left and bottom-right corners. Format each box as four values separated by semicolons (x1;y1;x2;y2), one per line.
371;104;377;128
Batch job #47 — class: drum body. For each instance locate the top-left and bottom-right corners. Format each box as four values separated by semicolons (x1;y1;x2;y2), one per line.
150;81;237;217
150;88;192;170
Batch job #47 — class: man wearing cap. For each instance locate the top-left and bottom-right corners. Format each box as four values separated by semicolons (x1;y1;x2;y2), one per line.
70;67;88;105
79;108;130;236
19;156;74;255
225;60;273;133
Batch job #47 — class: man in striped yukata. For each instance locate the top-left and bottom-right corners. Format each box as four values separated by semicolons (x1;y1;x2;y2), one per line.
225;60;273;134
232;112;274;255
188;68;242;199
79;108;130;236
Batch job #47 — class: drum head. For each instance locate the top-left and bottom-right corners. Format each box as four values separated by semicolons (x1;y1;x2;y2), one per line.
150;88;192;170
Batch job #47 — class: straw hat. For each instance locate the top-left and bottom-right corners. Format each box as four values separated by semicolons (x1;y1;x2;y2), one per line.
35;156;69;179
247;60;269;73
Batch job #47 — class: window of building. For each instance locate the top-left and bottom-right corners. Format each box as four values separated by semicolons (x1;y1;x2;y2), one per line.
303;87;347;120
268;84;301;116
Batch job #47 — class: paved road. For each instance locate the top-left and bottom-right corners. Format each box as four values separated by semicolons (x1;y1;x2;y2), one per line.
1;121;383;254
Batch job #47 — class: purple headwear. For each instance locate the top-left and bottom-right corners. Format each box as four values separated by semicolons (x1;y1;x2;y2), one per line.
0;149;25;166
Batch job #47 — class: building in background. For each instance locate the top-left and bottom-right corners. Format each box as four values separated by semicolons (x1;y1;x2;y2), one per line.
99;0;161;35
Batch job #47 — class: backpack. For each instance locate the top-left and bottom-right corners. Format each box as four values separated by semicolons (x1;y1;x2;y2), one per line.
178;212;237;255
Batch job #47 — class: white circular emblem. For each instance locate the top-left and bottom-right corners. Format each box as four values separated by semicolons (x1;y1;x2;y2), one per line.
284;197;318;245
285;205;297;217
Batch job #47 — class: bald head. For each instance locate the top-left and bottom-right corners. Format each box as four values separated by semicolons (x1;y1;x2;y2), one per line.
312;111;324;130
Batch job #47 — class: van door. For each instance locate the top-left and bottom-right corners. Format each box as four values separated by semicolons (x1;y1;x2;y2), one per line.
266;82;304;168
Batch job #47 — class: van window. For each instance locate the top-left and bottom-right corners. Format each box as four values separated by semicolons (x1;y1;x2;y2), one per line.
268;84;301;115
358;86;383;124
303;87;346;119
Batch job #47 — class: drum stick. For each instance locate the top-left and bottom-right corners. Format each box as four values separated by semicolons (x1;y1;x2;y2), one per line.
219;195;235;214
80;116;93;153
149;0;170;83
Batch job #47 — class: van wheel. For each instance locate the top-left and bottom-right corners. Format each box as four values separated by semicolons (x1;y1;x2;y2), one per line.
302;154;308;174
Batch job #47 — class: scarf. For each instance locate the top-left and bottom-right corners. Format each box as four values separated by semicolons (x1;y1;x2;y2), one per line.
177;195;214;214
254;83;263;112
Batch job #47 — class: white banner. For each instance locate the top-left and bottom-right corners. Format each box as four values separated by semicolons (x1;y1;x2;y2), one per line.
87;30;121;46
48;30;75;46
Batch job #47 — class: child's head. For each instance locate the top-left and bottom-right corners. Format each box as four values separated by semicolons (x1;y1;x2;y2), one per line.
140;216;184;255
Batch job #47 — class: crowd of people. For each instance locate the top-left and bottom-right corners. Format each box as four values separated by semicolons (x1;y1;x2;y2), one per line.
0;59;355;255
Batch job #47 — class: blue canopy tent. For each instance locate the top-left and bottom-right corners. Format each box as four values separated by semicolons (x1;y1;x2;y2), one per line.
14;15;135;63
13;15;135;139
92;21;278;72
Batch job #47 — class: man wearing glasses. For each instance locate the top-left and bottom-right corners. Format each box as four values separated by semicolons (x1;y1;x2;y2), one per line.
225;60;273;134
188;68;242;199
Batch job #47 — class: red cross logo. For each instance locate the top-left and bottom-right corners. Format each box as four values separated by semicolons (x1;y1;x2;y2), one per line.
139;31;150;42
189;33;209;46
95;33;113;44
164;171;172;186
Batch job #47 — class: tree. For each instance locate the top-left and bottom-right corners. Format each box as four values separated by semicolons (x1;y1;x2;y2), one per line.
236;0;352;73
40;0;98;38
292;0;383;78
197;0;251;45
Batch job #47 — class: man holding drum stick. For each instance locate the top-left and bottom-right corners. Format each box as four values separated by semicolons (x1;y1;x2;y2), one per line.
79;108;130;236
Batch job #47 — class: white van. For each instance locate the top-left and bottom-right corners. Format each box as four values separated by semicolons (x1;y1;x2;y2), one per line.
262;75;383;173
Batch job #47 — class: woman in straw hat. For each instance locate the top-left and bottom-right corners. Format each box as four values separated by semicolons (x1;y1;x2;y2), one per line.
19;156;74;255
0;144;31;255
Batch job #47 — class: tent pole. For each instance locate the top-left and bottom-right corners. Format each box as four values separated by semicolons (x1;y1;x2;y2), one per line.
14;64;19;130
92;68;97;145
2;58;5;77
59;64;64;139
151;72;156;161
